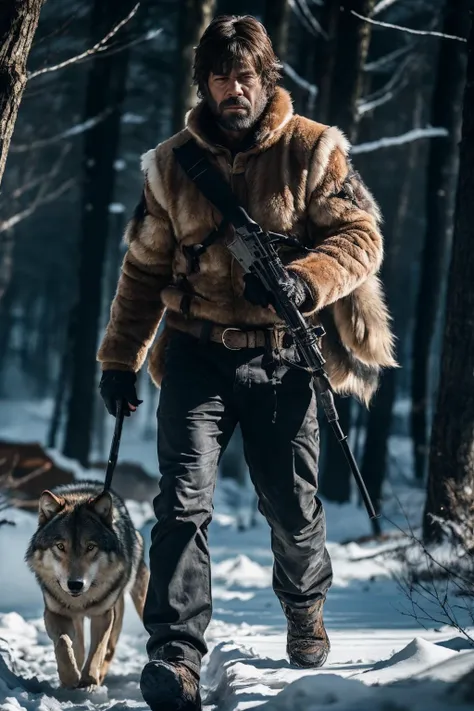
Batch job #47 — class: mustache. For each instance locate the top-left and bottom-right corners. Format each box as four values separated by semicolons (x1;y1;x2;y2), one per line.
219;97;251;111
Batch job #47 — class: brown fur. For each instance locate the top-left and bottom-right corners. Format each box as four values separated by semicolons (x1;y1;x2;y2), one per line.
97;87;396;403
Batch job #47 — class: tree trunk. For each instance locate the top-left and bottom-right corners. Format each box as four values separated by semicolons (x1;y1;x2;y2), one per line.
319;0;375;142
0;0;45;187
0;282;14;394
314;0;342;126
423;9;474;544
411;0;469;483
360;95;423;518
63;1;133;467
172;0;216;134
319;0;375;503
263;0;290;60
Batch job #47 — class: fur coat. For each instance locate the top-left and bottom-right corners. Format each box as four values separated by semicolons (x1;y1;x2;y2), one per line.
97;86;396;404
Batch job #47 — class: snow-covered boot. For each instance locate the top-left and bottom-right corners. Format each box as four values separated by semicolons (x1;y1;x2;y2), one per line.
140;660;201;711
283;599;330;668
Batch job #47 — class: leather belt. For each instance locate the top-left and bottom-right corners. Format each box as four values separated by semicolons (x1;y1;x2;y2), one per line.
166;313;292;351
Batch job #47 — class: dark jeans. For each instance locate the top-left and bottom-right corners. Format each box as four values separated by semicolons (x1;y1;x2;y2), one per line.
143;330;333;675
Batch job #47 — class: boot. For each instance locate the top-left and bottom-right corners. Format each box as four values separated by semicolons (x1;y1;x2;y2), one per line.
282;599;330;668
140;660;202;711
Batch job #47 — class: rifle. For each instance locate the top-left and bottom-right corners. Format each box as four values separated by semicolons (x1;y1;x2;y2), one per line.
173;139;379;521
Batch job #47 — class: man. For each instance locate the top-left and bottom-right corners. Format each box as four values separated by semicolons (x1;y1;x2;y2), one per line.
97;14;396;711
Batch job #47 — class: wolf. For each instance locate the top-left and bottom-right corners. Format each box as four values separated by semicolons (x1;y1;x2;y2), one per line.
25;481;149;689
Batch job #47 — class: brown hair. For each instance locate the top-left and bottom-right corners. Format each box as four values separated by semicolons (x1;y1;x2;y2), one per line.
193;15;282;98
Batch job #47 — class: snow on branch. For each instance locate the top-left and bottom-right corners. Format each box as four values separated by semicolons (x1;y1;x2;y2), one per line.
0;180;75;233
283;62;318;114
351;11;467;42
0;145;74;234
10;111;112;153
365;45;413;73
373;0;400;16
28;4;140;80
358;55;412;115
352;127;448;154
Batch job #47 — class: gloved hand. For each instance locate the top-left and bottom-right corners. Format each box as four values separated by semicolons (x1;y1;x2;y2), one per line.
280;270;312;309
243;270;312;310
99;369;143;417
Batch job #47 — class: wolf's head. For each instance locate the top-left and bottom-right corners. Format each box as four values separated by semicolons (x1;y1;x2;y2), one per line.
26;489;123;598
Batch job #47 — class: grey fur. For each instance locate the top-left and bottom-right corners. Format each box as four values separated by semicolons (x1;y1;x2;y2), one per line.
25;480;149;689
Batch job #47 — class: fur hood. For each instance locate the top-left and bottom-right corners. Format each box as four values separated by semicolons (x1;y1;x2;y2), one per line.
97;87;396;404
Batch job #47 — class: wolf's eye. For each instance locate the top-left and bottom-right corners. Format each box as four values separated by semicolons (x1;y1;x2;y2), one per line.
56;542;65;551
86;544;96;552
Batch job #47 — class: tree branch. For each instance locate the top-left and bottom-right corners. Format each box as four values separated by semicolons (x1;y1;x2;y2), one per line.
351;10;467;42
10;110;113;153
359;54;413;115
0;144;74;234
27;3;140;80
0;179;75;233
282;62;318;114
289;0;327;39
352;127;449;154
373;0;401;16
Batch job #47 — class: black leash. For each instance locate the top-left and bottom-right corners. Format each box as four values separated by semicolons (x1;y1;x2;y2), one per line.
103;399;125;493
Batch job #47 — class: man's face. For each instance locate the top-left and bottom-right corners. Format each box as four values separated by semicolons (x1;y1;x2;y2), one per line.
206;64;268;131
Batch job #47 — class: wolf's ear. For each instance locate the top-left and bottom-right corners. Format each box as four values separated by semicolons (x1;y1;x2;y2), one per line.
91;491;113;523
39;490;64;524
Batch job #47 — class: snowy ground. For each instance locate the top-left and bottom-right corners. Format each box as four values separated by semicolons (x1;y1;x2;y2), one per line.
1;399;474;710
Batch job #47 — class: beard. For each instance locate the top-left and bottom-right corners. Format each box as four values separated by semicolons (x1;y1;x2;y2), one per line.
206;89;269;131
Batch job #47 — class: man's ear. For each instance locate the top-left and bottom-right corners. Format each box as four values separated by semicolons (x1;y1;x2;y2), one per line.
39;490;64;524
91;492;113;524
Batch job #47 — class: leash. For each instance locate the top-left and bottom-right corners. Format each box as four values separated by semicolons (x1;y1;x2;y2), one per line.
103;399;125;493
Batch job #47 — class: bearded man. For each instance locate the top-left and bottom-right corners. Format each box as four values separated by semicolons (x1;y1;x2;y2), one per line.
97;14;395;711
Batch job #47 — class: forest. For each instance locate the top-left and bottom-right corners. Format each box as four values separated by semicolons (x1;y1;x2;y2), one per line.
0;0;473;542
1;1;474;710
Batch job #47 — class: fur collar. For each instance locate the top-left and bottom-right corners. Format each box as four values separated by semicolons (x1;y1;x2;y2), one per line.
185;86;294;155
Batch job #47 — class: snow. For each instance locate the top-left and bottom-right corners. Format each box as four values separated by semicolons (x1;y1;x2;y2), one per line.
352;127;449;154
1;400;474;710
109;202;126;213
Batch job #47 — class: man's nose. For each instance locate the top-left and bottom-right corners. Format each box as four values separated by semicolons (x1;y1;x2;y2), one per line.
227;80;244;97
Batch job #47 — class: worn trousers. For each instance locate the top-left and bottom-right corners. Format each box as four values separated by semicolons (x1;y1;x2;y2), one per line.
143;329;333;674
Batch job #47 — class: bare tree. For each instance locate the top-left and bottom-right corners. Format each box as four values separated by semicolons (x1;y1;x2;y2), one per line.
0;0;46;186
423;7;474;544
63;0;135;467
411;0;469;482
360;95;424;519
318;0;376;503
172;0;216;134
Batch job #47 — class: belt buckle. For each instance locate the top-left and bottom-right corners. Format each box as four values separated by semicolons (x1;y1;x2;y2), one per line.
221;327;243;350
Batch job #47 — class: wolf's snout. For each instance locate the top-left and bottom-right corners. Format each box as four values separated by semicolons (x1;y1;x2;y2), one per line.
67;579;84;594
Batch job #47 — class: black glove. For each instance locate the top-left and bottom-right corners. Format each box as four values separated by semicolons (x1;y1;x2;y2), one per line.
243;270;312;310
99;370;143;417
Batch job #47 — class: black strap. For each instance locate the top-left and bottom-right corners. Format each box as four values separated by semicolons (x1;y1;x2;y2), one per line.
173;139;318;255
173;140;257;232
